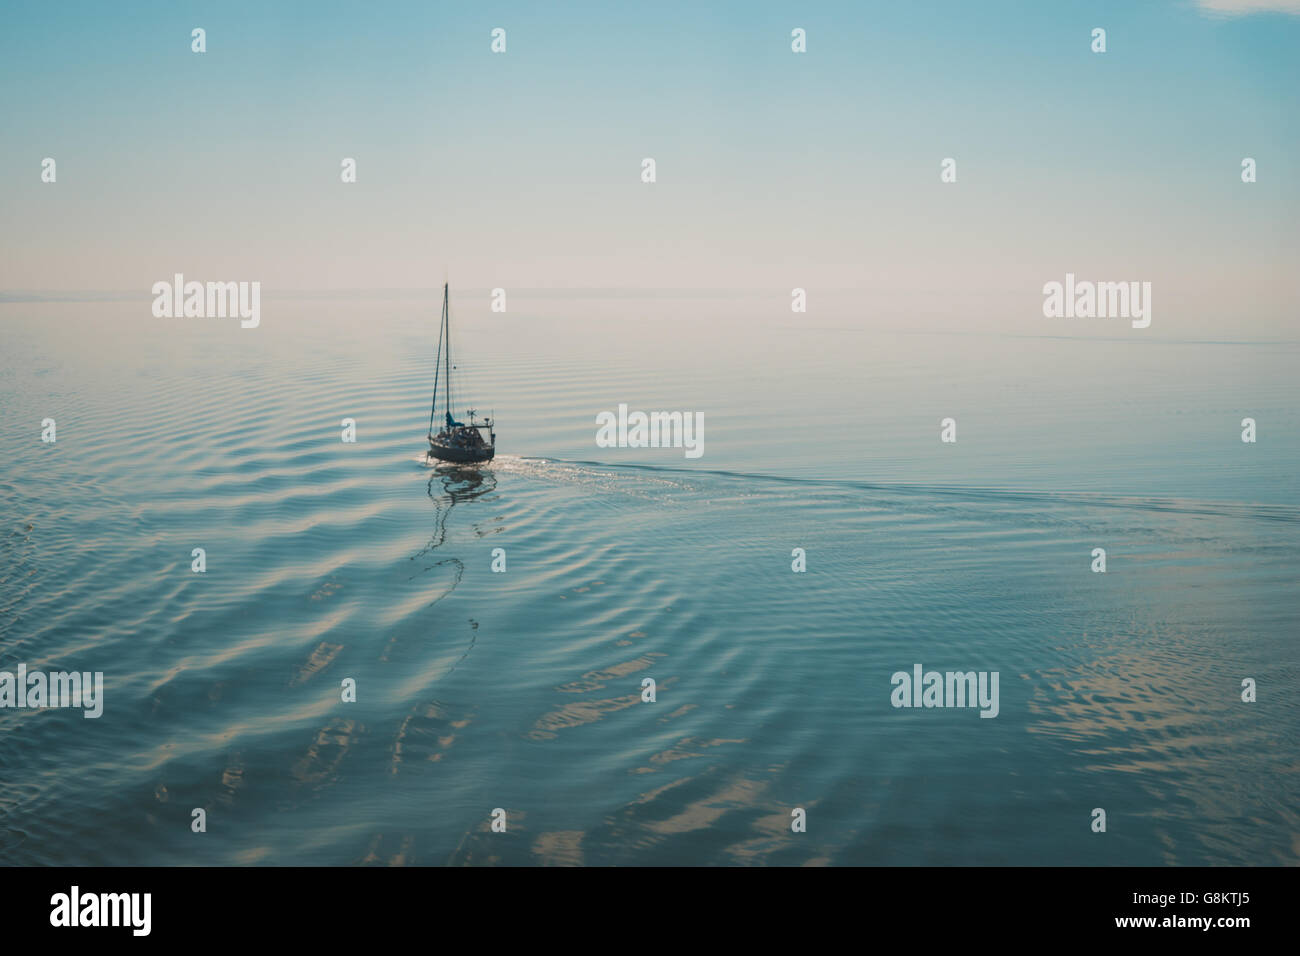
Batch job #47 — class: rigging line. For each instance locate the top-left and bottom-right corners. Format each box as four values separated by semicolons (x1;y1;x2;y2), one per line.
428;284;446;435
444;283;452;424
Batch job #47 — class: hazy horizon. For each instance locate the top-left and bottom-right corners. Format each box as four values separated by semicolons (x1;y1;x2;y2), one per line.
3;0;1298;337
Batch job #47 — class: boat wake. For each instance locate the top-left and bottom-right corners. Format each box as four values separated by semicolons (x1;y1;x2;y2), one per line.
498;455;1300;524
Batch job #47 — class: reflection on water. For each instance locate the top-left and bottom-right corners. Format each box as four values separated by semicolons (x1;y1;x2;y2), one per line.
428;462;498;505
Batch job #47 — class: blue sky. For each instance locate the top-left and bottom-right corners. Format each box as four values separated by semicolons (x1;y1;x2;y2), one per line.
1;0;1296;328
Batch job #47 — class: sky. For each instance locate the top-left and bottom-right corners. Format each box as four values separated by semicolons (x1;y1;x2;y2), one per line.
1;0;1297;330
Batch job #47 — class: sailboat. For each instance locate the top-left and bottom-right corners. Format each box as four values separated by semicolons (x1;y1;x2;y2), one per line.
427;282;496;464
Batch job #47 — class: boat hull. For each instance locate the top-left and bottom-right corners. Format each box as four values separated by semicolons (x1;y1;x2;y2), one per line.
428;440;495;464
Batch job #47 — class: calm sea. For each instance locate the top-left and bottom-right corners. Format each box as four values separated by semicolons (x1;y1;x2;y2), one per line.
2;293;1297;865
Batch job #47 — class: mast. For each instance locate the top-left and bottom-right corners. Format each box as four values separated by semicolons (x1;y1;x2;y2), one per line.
443;282;451;426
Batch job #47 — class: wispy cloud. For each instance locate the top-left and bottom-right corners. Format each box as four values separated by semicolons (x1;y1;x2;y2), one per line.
1196;0;1300;16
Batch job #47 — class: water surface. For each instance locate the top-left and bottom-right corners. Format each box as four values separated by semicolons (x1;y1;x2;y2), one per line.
1;295;1296;865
